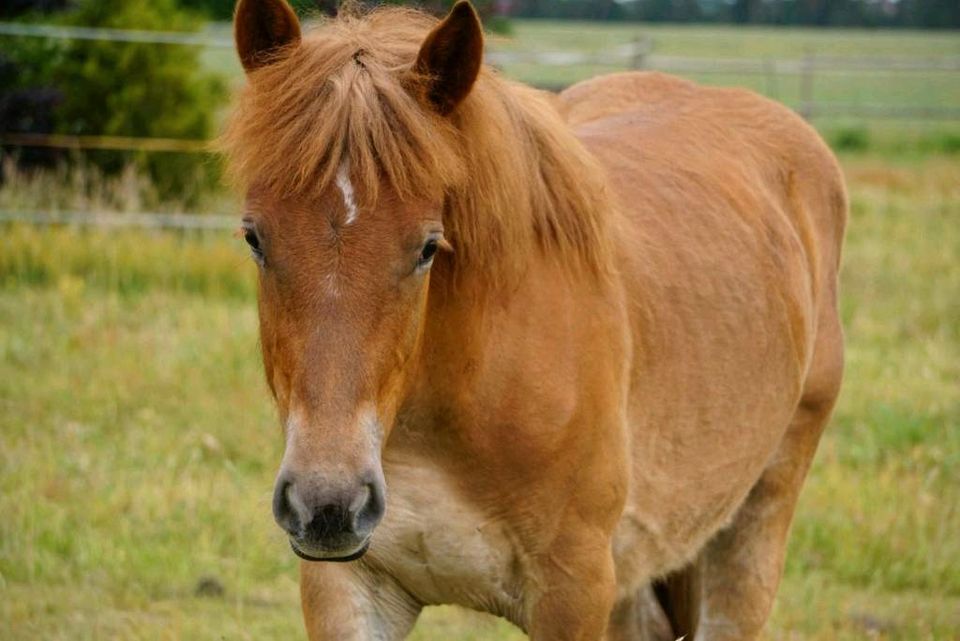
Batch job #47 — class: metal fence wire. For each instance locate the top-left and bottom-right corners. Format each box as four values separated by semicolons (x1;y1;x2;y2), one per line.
1;20;957;228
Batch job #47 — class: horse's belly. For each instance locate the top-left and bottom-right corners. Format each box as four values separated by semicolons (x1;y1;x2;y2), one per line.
611;344;805;594
613;412;786;596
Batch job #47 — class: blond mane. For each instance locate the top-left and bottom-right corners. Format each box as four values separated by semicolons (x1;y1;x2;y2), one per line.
221;6;613;283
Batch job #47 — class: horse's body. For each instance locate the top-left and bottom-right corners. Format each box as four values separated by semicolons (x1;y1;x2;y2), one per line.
224;3;845;640
565;73;846;637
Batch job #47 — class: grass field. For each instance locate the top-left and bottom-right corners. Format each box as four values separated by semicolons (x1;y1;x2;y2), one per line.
1;151;958;639
2;14;959;641
491;21;960;110
202;19;960;124
199;18;960;157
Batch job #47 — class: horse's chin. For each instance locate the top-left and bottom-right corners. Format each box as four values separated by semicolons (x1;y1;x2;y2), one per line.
289;538;370;563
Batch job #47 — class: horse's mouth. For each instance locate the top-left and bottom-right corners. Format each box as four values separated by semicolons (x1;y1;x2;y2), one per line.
289;538;370;563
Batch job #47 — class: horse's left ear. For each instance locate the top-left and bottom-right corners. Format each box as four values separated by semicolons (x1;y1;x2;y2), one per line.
415;1;484;115
234;0;302;73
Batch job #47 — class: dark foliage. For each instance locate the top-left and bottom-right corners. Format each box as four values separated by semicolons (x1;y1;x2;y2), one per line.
0;0;70;19
1;0;225;201
512;0;960;27
178;0;336;19
176;0;959;27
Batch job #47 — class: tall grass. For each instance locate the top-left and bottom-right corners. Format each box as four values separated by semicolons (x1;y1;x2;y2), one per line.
0;225;253;299
0;158;239;215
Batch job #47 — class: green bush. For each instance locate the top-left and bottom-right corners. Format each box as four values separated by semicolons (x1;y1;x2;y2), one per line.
177;0;237;19
830;126;871;152
178;0;328;20
3;0;226;203
486;14;513;35
932;132;960;155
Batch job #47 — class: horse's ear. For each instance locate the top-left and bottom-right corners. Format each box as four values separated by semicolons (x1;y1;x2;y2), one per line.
415;0;484;115
234;0;302;73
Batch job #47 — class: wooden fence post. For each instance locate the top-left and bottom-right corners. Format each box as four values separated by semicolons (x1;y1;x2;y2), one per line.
799;47;815;119
631;34;650;70
764;57;779;99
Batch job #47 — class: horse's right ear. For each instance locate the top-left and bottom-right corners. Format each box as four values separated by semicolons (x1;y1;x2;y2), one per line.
234;0;302;73
415;1;484;115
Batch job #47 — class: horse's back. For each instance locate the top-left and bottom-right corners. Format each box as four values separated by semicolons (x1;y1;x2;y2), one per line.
560;72;847;585
562;71;845;371
561;71;846;293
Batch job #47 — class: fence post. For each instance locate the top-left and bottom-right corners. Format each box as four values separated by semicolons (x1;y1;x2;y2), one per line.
764;57;779;100
631;34;650;70
799;47;815;119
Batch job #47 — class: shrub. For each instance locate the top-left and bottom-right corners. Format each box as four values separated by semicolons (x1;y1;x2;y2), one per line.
178;0;330;20
177;0;237;19
1;0;226;203
830;126;871;152
0;1;66;170
0;0;69;19
933;132;960;155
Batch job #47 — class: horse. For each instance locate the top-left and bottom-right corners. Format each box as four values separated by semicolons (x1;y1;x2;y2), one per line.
222;1;847;639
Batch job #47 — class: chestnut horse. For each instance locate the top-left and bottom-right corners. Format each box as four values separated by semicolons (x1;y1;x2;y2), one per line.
223;1;846;639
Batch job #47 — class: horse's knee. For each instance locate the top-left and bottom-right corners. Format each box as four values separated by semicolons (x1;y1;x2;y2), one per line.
300;562;420;641
528;541;619;641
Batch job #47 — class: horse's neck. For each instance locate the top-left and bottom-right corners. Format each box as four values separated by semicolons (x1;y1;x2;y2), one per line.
400;249;610;441
441;79;614;288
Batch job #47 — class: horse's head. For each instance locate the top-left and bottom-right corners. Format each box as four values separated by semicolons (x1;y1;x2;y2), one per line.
230;0;483;561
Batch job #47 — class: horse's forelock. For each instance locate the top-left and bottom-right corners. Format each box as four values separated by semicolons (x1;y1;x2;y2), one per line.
222;8;462;203
221;5;613;288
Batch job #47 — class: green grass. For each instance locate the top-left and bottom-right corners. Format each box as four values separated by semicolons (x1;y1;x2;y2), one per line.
2;17;956;639
490;21;959;105
492;21;960;59
1;153;958;639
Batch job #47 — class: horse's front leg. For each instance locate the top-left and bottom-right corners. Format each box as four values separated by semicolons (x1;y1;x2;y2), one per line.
300;560;421;640
526;528;620;641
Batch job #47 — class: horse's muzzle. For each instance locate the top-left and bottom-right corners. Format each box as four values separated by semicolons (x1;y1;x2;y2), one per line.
272;469;385;562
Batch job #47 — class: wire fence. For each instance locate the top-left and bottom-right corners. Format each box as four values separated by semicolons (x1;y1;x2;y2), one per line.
4;22;958;72
0;21;232;47
0;132;211;153
1;20;957;228
3;20;958;126
0;209;236;230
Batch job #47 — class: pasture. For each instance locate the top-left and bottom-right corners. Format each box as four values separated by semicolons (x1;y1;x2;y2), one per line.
201;19;960;152
1;17;959;641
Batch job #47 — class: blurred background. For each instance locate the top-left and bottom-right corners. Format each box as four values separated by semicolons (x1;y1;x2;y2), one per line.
0;1;957;639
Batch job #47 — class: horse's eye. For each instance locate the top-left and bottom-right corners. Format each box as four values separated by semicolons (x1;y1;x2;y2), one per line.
418;238;438;269
243;227;264;264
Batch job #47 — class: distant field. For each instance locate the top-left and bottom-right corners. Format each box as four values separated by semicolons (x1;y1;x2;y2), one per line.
497;20;960;58
202;19;960;74
200;19;960;153
492;21;959;88
1;153;958;639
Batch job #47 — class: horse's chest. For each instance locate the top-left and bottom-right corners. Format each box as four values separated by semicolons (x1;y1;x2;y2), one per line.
368;460;525;620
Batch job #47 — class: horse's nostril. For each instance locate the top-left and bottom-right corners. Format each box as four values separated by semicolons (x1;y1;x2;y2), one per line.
272;477;301;536
353;481;385;533
347;484;371;514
